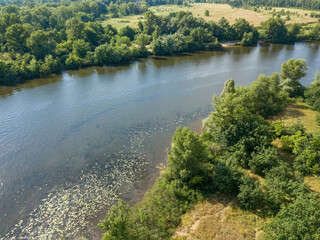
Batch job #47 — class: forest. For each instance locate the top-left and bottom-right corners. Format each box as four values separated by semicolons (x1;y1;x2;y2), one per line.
99;58;320;240
1;0;320;85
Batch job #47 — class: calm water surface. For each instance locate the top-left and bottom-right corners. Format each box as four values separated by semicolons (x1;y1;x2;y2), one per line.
0;42;320;238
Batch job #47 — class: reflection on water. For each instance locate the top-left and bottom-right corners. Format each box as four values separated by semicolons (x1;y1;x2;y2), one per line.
0;42;319;238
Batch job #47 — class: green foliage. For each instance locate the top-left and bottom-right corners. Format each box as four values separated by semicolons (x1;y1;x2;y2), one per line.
264;163;308;215
280;58;308;97
167;127;213;191
261;17;288;43
249;147;280;176
237;175;264;210
212;161;242;194
99;200;136;240
264;194;320;240
204;10;209;16
294;149;320;175
240;32;255;46
305;73;320;111
26;30;56;60
72;39;91;58
272;122;287;137
246;73;288;117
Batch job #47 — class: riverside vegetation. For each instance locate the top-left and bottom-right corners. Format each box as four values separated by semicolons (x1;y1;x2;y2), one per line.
2;0;320;85
99;58;320;240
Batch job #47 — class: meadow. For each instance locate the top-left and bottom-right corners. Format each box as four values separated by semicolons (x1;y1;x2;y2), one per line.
100;3;320;29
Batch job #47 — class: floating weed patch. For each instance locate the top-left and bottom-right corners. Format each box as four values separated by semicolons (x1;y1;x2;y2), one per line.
5;109;207;239
5;128;154;239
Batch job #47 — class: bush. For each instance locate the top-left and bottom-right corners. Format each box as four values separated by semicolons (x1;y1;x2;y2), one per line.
264;194;320;240
249;147;280;176
237;176;264;210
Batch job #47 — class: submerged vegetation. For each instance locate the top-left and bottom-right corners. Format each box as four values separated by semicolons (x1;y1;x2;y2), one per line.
100;58;320;240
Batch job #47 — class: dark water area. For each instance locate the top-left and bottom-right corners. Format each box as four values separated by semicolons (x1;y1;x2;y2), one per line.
0;42;319;239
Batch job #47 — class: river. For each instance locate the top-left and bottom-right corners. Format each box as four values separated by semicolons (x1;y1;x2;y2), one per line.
0;42;319;239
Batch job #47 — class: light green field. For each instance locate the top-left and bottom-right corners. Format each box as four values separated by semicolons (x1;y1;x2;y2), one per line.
271;102;320;137
173;195;267;240
100;3;319;29
100;15;144;29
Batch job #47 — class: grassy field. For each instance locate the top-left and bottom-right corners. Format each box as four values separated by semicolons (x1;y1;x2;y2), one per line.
173;195;267;240
100;3;320;29
100;15;144;29
270;101;320;137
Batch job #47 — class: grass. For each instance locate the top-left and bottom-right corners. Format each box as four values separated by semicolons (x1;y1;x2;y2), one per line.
270;101;320;137
99;3;319;29
100;15;144;29
304;176;320;194
173;195;267;240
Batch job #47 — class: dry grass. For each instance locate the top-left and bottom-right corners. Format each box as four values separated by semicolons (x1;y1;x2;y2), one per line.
100;3;319;29
173;195;267;240
304;176;320;194
150;3;318;26
270;102;320;136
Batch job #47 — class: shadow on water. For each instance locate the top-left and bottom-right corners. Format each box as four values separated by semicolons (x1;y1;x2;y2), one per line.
0;74;62;99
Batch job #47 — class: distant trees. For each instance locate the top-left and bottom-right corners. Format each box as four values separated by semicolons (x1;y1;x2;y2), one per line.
261;18;288;43
0;0;314;86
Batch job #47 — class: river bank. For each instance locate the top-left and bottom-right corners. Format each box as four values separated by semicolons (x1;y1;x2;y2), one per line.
1;42;319;238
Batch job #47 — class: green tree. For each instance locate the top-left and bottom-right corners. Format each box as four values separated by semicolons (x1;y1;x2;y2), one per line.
26;30;56;60
249;147;279;176
166;127;212;190
72;39;91;58
204;10;209;16
261;18;288;43
264;194;320;240
66;17;85;40
5;23;30;53
280;58;308;97
99;200;136;240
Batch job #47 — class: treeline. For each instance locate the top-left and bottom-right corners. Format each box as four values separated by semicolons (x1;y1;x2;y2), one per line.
99;58;320;240
221;0;320;10
1;0;320;85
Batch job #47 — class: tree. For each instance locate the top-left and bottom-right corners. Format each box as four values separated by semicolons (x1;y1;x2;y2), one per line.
237;175;264;210
220;78;235;97
204;10;209;16
5;23;30;53
232;18;255;40
264;194;320;240
26;30;56;60
261;18;288;43
119;26;135;41
249;147;280;176
280;58;308;97
99;200;136;240
240;32;255;46
66;17;85;40
246;73;288;117
167;127;212;190
72;39;91;58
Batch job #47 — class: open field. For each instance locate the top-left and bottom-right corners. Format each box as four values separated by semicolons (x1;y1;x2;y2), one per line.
173;195;267;240
100;3;320;29
270;102;320;136
100;15;144;29
150;4;319;26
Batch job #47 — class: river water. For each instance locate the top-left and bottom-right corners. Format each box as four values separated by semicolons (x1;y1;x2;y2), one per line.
0;42;319;239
